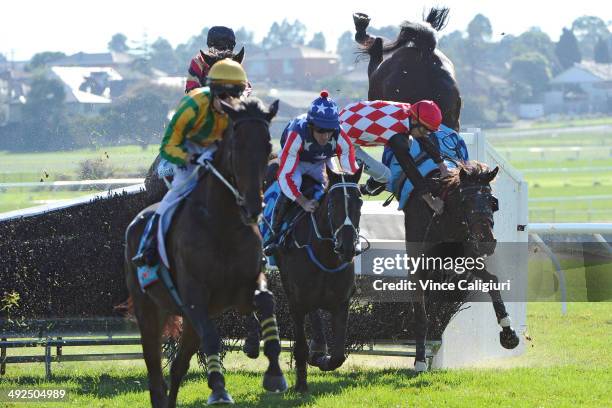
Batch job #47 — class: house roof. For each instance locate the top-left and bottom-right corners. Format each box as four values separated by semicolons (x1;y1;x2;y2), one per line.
249;46;339;61
52;52;134;67
551;61;612;84
50;66;123;104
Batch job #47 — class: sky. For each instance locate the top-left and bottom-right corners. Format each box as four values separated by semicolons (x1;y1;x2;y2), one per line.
1;0;610;61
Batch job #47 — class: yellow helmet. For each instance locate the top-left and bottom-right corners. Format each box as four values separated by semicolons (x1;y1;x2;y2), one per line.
207;58;248;86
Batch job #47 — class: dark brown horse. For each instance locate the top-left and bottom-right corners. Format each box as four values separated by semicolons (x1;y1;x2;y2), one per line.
144;48;246;204
275;167;363;392
404;163;520;370
354;7;462;130
125;97;287;407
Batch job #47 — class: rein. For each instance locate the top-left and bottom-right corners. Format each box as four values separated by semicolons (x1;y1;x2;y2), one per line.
293;177;369;273
195;116;270;209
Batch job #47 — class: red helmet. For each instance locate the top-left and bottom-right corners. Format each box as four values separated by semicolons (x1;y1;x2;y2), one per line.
409;100;442;131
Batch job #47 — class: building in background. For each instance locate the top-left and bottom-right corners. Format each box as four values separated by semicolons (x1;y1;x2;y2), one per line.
545;61;612;114
245;45;339;86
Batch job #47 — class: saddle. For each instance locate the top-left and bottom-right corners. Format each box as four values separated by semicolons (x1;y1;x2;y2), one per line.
260;176;325;268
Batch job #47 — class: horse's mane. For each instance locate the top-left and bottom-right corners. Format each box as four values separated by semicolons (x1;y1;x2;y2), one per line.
360;7;450;57
440;161;491;191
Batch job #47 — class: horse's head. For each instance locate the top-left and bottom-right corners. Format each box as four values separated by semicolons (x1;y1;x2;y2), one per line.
218;97;279;225
444;163;499;256
324;165;364;263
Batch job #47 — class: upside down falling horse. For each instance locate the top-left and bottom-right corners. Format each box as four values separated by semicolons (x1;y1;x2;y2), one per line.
274;167;363;392
125;97;287;407
354;7;462;131
403;163;520;371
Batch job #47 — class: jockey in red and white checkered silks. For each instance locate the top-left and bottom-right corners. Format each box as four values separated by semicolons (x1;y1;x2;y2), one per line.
339;99;448;214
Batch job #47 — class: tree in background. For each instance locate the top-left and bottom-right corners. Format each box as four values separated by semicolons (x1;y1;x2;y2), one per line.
18;76;72;151
262;20;307;49
510;28;559;73
308;32;326;51
509;52;552;103
26;52;67;72
175;27;209;68
235;27;261;53
464;14;493;83
594;36;611;63
555;28;582;70
467;13;492;42
108;33;129;53
149;37;179;74
571;16;610;60
99;84;169;147
336;31;357;67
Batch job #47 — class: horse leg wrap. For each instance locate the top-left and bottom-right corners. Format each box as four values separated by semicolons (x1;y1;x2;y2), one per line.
499;316;512;328
206;354;225;390
260;316;281;357
254;290;281;356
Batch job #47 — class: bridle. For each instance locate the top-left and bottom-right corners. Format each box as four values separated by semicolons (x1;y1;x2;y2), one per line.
318;176;362;253
199;116;270;213
422;182;498;246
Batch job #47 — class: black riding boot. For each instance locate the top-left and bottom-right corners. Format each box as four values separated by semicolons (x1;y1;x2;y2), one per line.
388;134;429;189
263;194;290;256
132;213;160;267
388;134;444;214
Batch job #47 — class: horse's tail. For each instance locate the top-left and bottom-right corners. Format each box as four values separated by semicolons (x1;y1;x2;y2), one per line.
369;7;450;57
114;296;183;339
424;7;450;32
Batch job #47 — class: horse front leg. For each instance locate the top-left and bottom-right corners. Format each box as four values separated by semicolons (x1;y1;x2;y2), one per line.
179;287;233;405
314;302;349;371
291;308;309;393
307;310;329;366
413;276;429;373
474;268;520;350
242;312;261;359
253;278;288;393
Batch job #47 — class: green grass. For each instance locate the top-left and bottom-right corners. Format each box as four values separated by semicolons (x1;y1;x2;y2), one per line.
486;116;612;132
0;145;159;183
1;303;611;407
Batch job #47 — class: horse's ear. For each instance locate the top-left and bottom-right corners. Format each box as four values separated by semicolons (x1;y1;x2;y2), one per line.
483;166;499;183
200;50;216;68
233;47;245;64
326;165;339;184
459;167;468;181
266;100;279;122
352;164;364;183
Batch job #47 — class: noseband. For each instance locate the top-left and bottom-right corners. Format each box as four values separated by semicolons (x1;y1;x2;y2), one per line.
202;116;270;210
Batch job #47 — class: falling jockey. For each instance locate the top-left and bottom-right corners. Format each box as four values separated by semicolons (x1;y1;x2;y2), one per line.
263;90;359;255
339;99;456;214
132;59;248;267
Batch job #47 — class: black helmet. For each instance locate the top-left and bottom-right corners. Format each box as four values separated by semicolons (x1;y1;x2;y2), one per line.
207;26;236;51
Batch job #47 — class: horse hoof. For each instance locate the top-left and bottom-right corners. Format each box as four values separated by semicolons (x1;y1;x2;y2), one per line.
308;351;328;367
207;388;234;405
500;328;520;349
263;373;288;393
242;339;260;359
414;360;428;374
294;383;308;394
